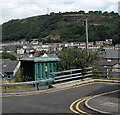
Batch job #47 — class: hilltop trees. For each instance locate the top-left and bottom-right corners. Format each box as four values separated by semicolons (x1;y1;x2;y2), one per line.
2;11;119;44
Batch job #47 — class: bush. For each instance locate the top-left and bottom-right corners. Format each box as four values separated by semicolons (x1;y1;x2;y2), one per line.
0;52;17;60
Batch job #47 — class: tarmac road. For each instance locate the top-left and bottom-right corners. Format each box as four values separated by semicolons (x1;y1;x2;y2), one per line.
2;82;119;114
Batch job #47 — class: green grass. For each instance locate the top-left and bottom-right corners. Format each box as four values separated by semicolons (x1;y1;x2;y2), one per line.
0;79;34;91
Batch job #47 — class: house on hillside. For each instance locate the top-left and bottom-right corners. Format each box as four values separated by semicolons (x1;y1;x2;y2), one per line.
94;60;120;77
3;45;17;53
95;41;104;46
0;46;3;53
115;44;120;50
0;59;20;80
17;48;25;54
95;60;120;69
40;53;59;58
105;39;112;45
25;47;35;54
94;49;120;77
103;49;120;63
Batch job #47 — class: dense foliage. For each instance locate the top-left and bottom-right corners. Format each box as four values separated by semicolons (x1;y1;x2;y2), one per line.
2;11;119;44
0;52;17;60
57;47;100;70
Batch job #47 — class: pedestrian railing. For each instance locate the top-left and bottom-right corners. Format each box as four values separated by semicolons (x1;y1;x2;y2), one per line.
0;78;54;92
50;67;93;83
92;67;120;78
1;66;119;93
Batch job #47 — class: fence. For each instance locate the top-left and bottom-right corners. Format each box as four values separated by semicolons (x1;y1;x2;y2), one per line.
92;67;120;78
0;78;54;92
50;67;93;83
0;67;93;92
0;66;119;92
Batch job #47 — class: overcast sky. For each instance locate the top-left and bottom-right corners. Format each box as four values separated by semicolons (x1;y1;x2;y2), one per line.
0;0;119;24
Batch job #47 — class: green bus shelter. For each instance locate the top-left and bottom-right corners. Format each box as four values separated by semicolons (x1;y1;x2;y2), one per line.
20;57;60;85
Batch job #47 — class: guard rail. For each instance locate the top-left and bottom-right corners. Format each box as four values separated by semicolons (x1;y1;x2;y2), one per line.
50;67;93;83
0;78;54;92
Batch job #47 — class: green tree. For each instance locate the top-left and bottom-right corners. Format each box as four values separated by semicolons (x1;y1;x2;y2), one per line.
0;52;17;60
112;35;120;45
2;11;119;43
57;47;100;70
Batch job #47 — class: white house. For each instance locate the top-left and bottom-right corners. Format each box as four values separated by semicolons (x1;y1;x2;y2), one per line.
17;48;25;54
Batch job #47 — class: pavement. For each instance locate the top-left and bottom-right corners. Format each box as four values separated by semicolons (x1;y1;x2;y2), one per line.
52;78;119;89
85;89;120;114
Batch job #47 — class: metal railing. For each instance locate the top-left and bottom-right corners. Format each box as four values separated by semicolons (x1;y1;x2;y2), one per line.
0;67;93;92
50;67;93;83
92;67;120;78
0;78;54;92
1;66;119;93
0;78;54;87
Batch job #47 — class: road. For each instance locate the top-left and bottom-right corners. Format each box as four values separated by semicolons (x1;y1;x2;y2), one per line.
2;82;119;114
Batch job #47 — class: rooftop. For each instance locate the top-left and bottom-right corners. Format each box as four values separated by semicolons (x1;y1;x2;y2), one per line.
0;59;19;75
94;60;119;66
104;49;120;59
20;57;60;62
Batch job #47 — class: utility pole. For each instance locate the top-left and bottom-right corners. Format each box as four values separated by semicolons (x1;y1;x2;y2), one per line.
47;8;49;15
85;18;89;56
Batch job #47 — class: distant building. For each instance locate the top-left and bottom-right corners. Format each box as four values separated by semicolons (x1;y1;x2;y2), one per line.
49;43;62;51
115;44;120;49
41;53;58;58
94;60;120;74
103;49;120;63
79;42;86;45
3;45;17;53
25;48;35;54
17;48;25;54
105;39;112;45
78;45;100;51
0;46;3;53
95;41;104;46
41;44;50;51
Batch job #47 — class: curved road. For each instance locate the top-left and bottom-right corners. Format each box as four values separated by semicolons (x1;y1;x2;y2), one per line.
2;82;119;114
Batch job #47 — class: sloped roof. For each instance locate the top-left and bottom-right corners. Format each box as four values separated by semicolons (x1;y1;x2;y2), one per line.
42;53;48;57
47;54;58;58
20;57;60;62
40;53;58;58
0;59;19;76
94;60;119;66
104;49;120;59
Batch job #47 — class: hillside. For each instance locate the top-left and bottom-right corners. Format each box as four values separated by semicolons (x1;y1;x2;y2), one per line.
2;11;120;44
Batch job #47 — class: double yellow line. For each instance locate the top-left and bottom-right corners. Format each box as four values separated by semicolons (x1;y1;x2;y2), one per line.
69;90;119;115
70;96;91;115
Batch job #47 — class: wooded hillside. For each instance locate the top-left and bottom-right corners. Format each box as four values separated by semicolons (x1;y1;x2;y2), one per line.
2;11;119;44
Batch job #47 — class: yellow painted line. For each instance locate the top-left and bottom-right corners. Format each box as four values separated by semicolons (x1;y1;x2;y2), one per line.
69;96;91;115
76;97;91;115
1;82;95;97
1;81;120;97
70;90;119;114
69;98;82;114
93;81;120;85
